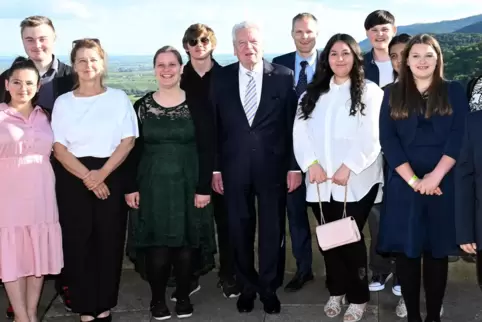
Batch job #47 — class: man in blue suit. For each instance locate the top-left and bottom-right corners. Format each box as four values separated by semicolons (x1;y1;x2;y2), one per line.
272;12;322;292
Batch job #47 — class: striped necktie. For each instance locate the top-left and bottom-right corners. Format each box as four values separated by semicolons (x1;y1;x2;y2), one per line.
244;71;258;126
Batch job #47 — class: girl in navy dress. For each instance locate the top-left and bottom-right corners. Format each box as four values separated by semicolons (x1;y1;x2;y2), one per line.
378;34;469;322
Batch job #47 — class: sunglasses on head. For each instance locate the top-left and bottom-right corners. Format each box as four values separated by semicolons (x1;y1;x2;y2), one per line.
188;37;210;47
72;38;101;48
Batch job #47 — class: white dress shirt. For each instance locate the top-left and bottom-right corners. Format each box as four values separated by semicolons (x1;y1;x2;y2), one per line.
293;78;384;203
51;87;139;158
239;62;263;107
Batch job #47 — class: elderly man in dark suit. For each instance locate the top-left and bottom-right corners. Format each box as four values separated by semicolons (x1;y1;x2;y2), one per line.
210;21;299;315
271;12;321;293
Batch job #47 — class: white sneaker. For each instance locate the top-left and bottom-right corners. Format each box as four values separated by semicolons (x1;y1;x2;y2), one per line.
369;273;393;292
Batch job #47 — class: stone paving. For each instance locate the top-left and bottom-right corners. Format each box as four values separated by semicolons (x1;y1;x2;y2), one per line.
0;259;481;321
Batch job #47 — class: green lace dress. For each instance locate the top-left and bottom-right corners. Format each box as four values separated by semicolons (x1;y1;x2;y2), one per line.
126;93;216;278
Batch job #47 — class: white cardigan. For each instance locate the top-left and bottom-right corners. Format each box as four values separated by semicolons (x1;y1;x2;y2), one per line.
293;78;384;203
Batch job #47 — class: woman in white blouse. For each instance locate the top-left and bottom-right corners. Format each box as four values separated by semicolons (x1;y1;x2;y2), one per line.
293;33;384;322
51;39;139;322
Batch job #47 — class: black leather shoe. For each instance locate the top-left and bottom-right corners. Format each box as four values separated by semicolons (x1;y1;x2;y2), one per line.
284;272;314;292
236;293;255;313
261;294;281;314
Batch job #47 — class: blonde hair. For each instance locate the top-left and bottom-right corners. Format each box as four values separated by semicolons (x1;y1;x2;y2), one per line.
20;16;55;34
70;39;107;89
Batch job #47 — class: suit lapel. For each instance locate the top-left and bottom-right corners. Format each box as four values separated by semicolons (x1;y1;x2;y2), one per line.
251;60;275;128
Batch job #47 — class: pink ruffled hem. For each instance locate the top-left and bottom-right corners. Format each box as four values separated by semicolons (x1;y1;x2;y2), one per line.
0;223;63;282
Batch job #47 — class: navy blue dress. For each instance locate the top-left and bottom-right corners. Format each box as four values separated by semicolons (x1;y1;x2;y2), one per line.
378;81;469;258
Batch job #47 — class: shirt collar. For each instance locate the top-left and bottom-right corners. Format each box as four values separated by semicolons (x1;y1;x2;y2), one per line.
295;51;317;67
329;76;351;89
239;61;264;76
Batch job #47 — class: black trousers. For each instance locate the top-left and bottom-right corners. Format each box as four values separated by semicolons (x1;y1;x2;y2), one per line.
212;192;236;280
310;184;378;304
225;177;286;296
54;157;128;314
396;253;448;322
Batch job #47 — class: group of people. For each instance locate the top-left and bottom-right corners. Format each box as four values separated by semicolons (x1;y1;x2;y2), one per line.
0;9;481;322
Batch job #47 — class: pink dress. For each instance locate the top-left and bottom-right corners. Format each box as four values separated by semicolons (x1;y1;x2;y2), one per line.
0;103;63;282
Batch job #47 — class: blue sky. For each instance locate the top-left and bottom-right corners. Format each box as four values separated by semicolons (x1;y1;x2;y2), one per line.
0;0;480;56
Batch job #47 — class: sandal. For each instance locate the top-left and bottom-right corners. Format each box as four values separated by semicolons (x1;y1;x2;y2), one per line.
324;295;346;318
344;303;367;322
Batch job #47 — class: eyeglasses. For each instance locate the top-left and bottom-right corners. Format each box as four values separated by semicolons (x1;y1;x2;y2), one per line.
188;37;210;47
72;38;101;48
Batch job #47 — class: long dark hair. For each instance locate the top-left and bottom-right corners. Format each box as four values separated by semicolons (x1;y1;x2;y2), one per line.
299;33;366;120
3;56;40;105
389;34;449;120
389;33;412;81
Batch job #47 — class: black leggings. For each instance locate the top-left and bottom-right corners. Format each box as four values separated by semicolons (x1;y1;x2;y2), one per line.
396;253;448;322
145;247;193;304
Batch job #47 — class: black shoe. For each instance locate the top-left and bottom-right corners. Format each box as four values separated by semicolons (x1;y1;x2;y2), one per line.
150;301;171;321
369;272;393;292
95;314;112;322
218;277;241;298
284;272;314;292
5;304;13;319
175;299;193;319
170;279;201;302
260;293;281;314
236;293;256;313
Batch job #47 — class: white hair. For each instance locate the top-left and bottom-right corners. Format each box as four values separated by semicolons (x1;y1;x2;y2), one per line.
232;21;263;44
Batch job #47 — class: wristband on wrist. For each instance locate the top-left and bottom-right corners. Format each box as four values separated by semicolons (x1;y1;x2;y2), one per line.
408;175;418;187
309;160;319;167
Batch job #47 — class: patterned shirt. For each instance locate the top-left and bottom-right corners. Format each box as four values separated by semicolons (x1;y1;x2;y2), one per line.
469;76;482;112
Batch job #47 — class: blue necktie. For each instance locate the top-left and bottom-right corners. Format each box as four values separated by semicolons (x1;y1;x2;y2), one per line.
244;71;258;125
296;61;309;97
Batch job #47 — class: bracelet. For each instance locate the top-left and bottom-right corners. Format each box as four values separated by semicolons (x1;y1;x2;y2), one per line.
408;175;418;187
310;160;319;166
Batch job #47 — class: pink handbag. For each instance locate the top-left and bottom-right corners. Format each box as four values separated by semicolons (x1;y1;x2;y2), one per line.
315;182;361;251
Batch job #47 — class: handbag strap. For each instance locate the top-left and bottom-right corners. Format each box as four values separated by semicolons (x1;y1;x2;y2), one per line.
316;178;348;225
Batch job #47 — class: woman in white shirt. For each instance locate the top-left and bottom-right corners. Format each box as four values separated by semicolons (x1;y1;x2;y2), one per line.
293;33;384;322
51;39;139;322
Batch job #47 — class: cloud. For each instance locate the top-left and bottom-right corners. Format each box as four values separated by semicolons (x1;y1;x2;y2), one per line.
0;0;481;56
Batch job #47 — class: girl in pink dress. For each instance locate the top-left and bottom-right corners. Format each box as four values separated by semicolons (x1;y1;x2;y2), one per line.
0;57;63;322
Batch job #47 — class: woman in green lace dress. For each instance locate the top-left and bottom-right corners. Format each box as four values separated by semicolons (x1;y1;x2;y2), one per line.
124;46;216;320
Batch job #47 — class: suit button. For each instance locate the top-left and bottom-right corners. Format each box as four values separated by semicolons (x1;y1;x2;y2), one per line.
252;148;256;151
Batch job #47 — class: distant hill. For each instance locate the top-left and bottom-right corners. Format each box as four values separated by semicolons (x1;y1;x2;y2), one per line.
444;41;482;80
456;21;482;33
359;13;482;51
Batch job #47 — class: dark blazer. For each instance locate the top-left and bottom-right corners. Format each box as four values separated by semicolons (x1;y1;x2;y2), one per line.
455;110;482;249
271;50;321;73
0;60;74;104
363;50;380;85
380;81;468;171
210;60;299;184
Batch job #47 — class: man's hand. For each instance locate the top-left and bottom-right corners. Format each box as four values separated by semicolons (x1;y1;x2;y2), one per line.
287;171;302;193
212;172;224;195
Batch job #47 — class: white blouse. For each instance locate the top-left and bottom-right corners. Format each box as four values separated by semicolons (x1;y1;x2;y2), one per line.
51;87;139;158
293;78;384;203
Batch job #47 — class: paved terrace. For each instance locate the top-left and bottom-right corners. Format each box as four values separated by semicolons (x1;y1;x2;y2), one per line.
1;216;481;321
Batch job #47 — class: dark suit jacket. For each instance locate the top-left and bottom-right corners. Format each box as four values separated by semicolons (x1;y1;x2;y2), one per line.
271;50;321;73
210;60;299;185
0;60;74;105
455;110;482;249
